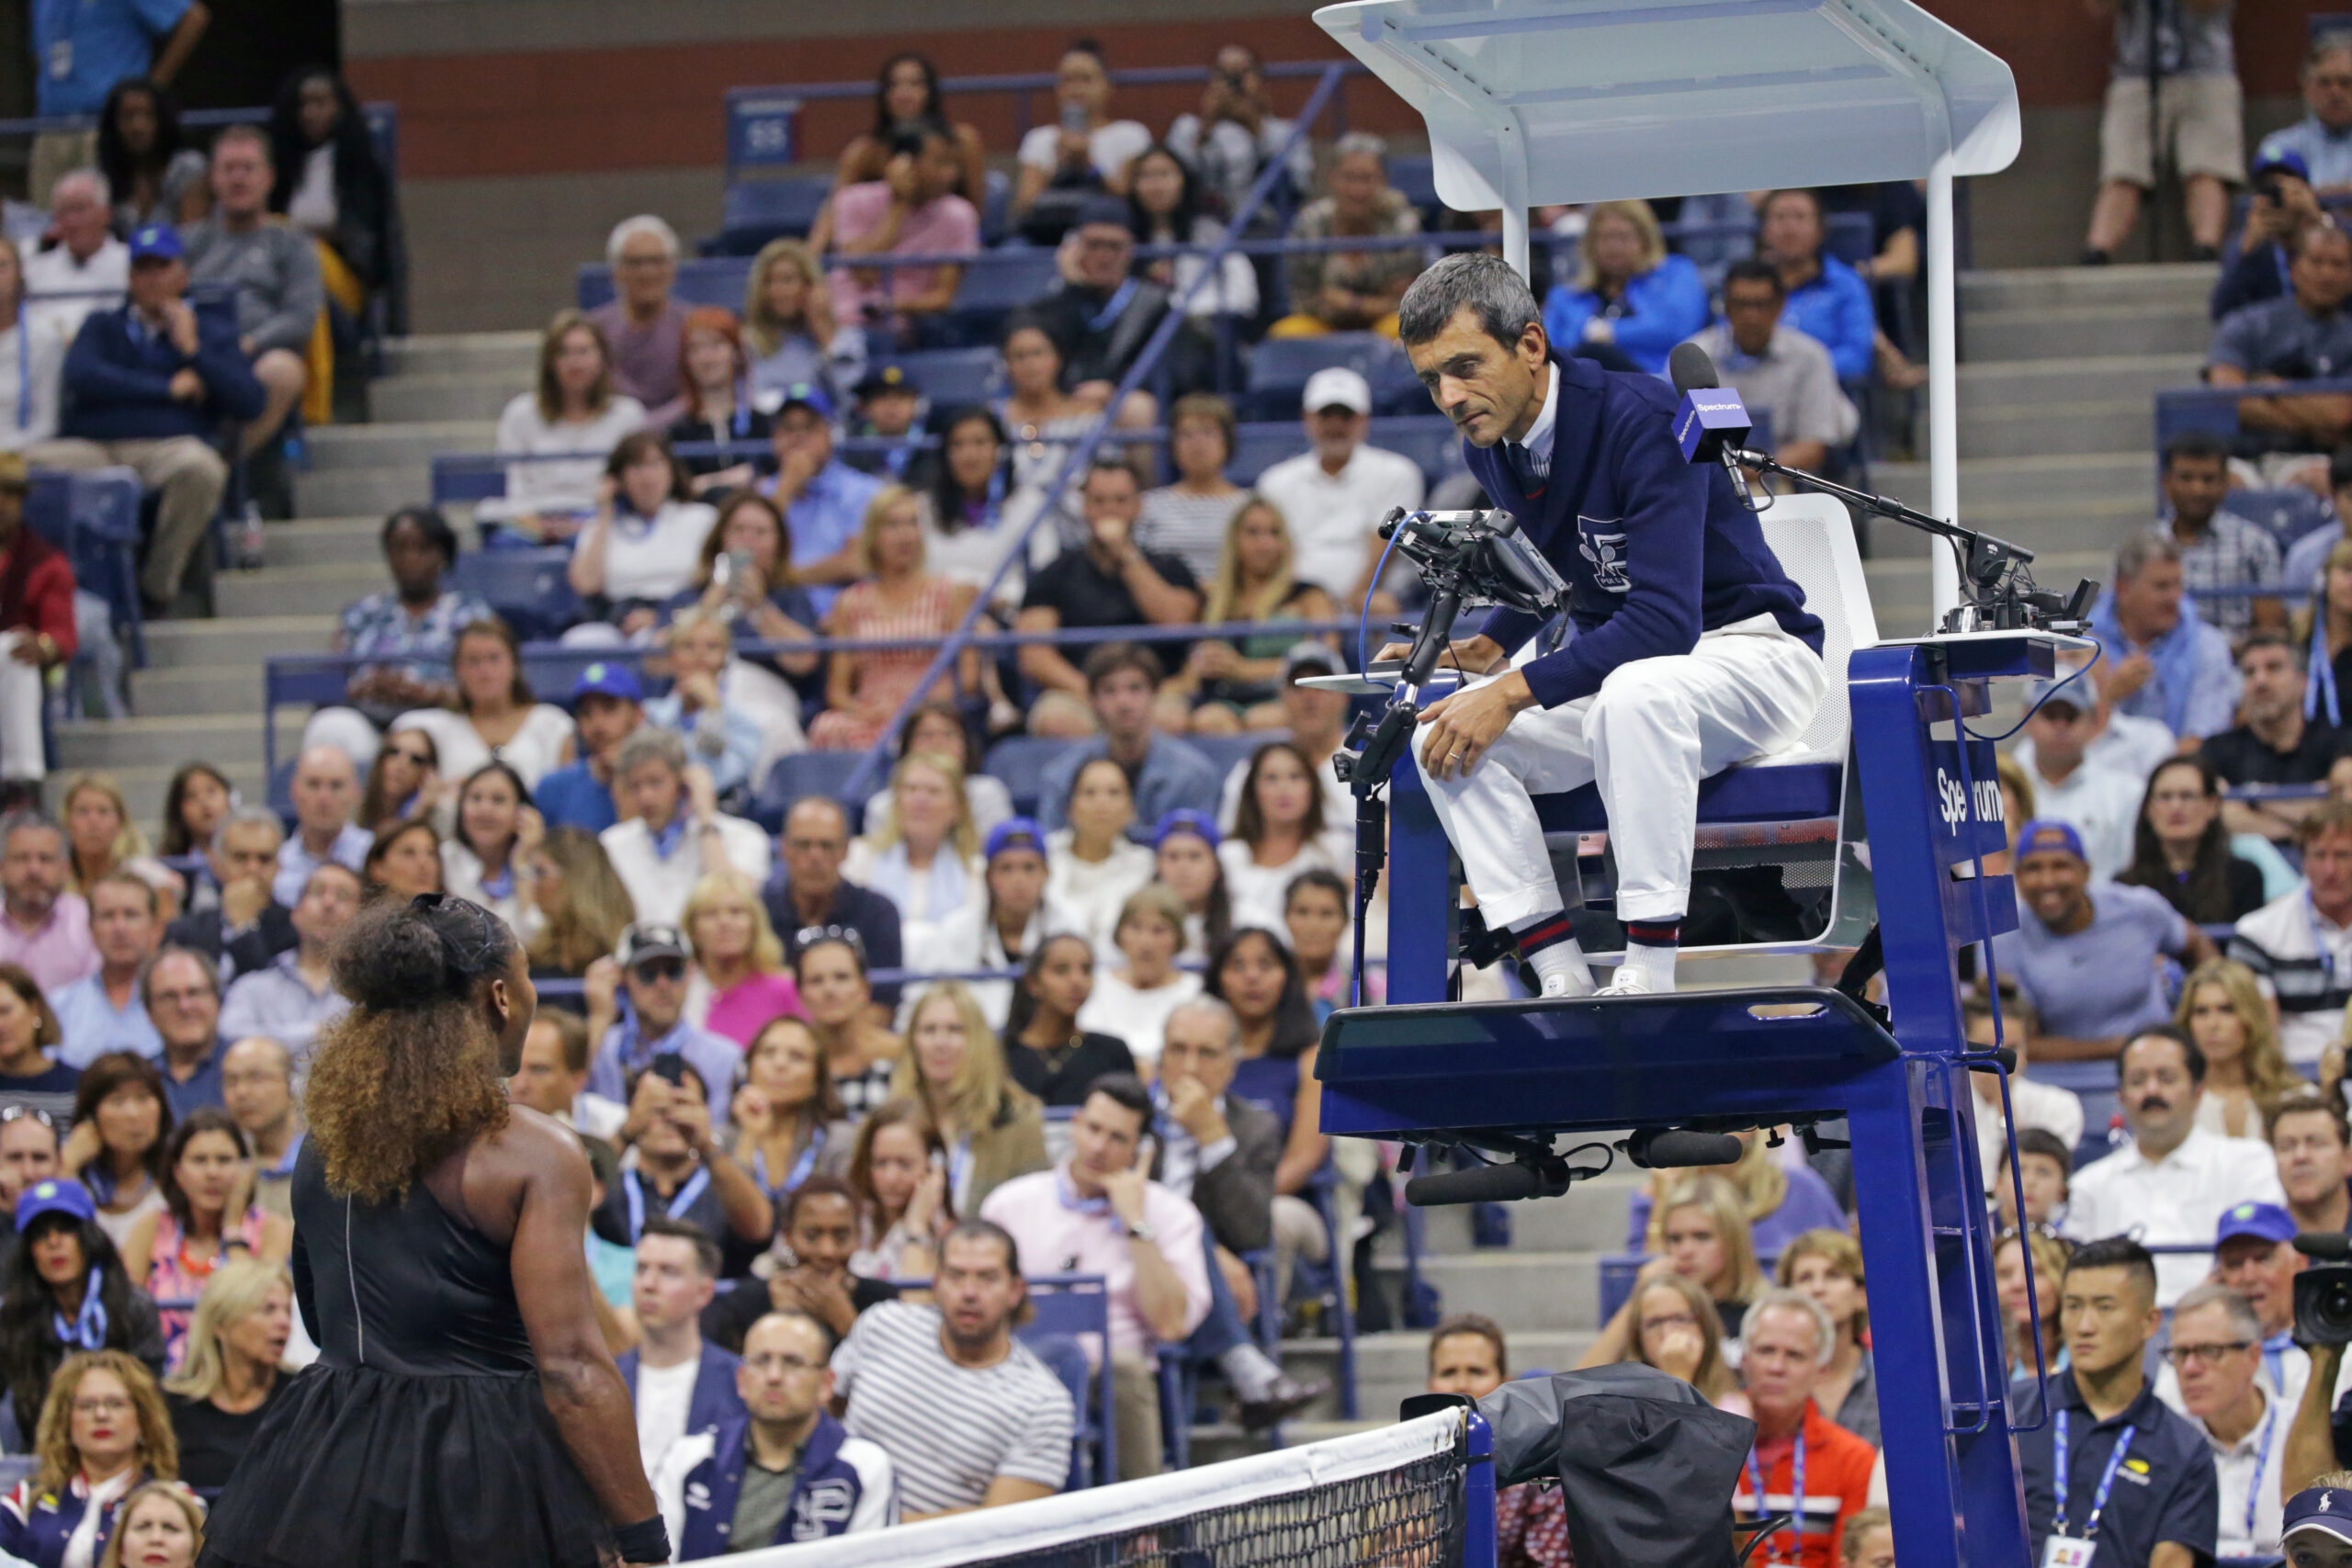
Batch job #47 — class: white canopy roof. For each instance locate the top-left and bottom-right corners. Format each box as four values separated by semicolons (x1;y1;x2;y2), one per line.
1313;0;2019;211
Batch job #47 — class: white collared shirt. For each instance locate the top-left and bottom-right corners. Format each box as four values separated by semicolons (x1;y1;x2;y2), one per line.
1254;442;1427;598
2203;1387;2286;1557
2062;1125;2287;1306
1509;359;1561;482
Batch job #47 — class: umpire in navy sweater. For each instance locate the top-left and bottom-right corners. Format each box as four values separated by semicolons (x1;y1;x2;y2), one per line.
60;222;266;614
1386;254;1826;998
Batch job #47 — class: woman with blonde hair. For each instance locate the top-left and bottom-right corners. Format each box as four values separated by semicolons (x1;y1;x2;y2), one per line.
808;486;980;752
481;309;647;542
161;1258;295;1492
1582;1174;1766;1369
2177;957;2297;1139
742;239;848;403
680;872;801;1046
1540;199;1709;375
60;776;149;896
1167;495;1338;735
729;1015;850;1205
891;982;1047;1213
1996;1226;2071;1379
842;751;985;951
96;1482;204;1568
1611;1269;1743;1409
525;827;636;978
0;1349;176;1568
1776;1228;1877;1445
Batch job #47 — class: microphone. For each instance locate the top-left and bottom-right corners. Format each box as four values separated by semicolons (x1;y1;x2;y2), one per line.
1406;1162;1544;1206
1625;1128;1746;1169
2297;1232;2352;1262
1668;344;1759;511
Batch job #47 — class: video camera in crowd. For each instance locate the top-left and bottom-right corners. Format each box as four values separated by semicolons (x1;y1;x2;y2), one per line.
2296;1233;2352;1345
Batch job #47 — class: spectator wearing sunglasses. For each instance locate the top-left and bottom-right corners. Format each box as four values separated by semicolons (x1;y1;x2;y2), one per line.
583;923;738;1126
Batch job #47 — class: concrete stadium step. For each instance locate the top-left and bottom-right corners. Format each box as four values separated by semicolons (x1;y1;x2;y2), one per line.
1955;352;2202;410
1380;1250;1605;1335
1960;400;2154;460
61;759;268;827
214;560;384;619
129;662;271;719
368;375;523;425
266;516;386;569
379;331;539;383
55;712;264;770
301;420;493;474
1961;303;2212;363
1958;263;2215;319
138;615;334;671
294;466;434;520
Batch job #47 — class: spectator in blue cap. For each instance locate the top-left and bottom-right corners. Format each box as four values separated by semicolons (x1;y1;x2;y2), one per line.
2149;1201;2312;1413
1991;818;2214;1136
59;220;265;616
2213;148;2325;321
760;382;883;617
842;363;925;482
535;660;645;833
935;814;1069;1031
0;1176;164;1444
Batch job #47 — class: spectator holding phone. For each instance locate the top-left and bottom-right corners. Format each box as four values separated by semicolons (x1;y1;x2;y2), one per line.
592;1057;771;1269
2213;150;2325;321
1012;39;1149;234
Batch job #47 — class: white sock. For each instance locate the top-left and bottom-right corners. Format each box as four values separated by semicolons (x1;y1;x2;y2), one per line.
1526;935;1593;994
1218;1343;1283;1402
1618;941;1679;992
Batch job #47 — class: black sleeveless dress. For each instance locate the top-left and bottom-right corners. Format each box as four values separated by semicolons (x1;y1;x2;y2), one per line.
198;1143;614;1567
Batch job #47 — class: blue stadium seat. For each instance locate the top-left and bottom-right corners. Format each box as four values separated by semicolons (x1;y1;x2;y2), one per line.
1189;729;1290;780
1385;153;1441;222
1823;209;1875;268
979;169;1012;247
1242;334;1422;421
577;258;753;314
28;467;146;667
447;549;582;642
893;347;1005;409
1017;1276;1119;1488
715;175;832;254
983;736;1077;818
2229;487;2335;552
938;251;1060;350
752;750;883;832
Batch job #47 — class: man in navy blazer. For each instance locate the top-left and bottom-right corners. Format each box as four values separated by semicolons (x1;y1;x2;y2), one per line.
1391;253;1826;998
617;1217;748;1477
60;222;265;614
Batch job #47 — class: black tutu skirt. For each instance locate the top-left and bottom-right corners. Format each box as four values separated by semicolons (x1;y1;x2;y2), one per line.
197;1364;615;1568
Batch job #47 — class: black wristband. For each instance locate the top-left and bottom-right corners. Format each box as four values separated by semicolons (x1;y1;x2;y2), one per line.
614;1516;668;1563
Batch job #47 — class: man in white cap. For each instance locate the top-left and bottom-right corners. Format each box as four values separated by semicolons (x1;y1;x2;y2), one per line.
1253;366;1424;613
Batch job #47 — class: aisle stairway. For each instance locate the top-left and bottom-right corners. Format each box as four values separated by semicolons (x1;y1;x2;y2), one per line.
48;262;2214;1451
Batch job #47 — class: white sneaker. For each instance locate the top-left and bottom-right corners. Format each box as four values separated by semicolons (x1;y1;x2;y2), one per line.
1596;970;1657;998
1538;966;1595;998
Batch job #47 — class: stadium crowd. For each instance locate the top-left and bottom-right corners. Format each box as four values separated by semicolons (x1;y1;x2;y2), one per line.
13;7;2352;1567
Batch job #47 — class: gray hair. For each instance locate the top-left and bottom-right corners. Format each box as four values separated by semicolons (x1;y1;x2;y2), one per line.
2113;533;2182;587
1331;132;1387;165
605;214;681;267
0;811;63;856
1398;252;1543;351
2172;1282;2264;1346
1747;1287;1837;1367
211;805;285;856
2311;28;2352;68
51;169;109;209
614;726;688;781
1165;995;1242;1052
213;123;270;164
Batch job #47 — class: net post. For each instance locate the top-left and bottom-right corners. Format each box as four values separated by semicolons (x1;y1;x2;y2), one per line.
1462;1406;1497;1568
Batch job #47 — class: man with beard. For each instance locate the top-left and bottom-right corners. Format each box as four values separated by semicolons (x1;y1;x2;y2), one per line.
2064;1027;2284;1308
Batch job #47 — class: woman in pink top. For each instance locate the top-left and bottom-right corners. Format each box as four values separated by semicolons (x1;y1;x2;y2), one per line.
807;486;980;751
682;873;802;1047
121;1110;291;1371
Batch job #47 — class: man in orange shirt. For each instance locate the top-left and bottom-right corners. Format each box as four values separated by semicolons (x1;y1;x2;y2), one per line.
1731;1288;1878;1568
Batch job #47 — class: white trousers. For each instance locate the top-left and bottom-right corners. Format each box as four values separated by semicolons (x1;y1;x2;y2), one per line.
0;631;43;782
1416;618;1827;929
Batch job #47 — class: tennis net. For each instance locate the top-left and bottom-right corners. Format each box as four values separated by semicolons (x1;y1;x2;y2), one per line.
729;1406;1484;1567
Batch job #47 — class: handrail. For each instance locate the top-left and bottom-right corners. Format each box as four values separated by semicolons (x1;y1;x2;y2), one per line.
839;62;1355;804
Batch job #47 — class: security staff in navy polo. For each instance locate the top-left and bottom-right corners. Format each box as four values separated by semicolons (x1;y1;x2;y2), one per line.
2018;1236;2219;1568
1385;253;1826;997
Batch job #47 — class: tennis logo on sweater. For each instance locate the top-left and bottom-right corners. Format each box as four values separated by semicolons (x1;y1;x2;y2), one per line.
1577;519;1630;593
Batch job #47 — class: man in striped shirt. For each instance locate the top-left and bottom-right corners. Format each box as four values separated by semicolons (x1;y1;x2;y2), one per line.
829;1219;1073;1518
2230;801;2352;1070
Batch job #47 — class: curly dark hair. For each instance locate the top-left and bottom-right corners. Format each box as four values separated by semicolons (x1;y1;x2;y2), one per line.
305;896;518;1203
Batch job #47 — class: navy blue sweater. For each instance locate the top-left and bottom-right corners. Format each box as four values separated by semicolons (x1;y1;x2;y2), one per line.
61;301;267;442
1471;355;1821;710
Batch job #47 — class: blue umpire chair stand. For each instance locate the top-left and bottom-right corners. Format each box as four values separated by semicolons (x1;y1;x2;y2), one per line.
1310;2;2031;1564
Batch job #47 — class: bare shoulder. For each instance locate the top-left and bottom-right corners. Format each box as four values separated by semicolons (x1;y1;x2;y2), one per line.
455;1108;591;1243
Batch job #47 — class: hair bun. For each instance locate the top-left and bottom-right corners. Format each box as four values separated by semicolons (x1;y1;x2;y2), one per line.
336;915;455;1010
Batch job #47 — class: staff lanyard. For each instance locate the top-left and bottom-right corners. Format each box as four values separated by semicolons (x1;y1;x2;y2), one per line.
1746;1431;1805;1565
2243;1401;2278;1544
2053;1410;2138;1543
623;1166;711;1243
752;1126;824;1201
13;324;28;432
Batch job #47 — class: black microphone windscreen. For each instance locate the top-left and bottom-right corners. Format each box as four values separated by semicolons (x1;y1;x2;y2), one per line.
1668;342;1720;399
1405;1161;1542;1207
2296;1231;2352;1261
1643;1130;1746;1168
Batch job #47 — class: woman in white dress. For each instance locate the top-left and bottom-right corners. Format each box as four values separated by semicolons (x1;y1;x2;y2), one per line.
1077;884;1202;1072
565;432;718;637
387;620;576;829
1044;757;1155;959
1218;740;1349;934
842;752;985;954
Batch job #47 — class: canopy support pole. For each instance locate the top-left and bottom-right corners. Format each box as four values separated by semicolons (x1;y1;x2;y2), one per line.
1926;149;1961;624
